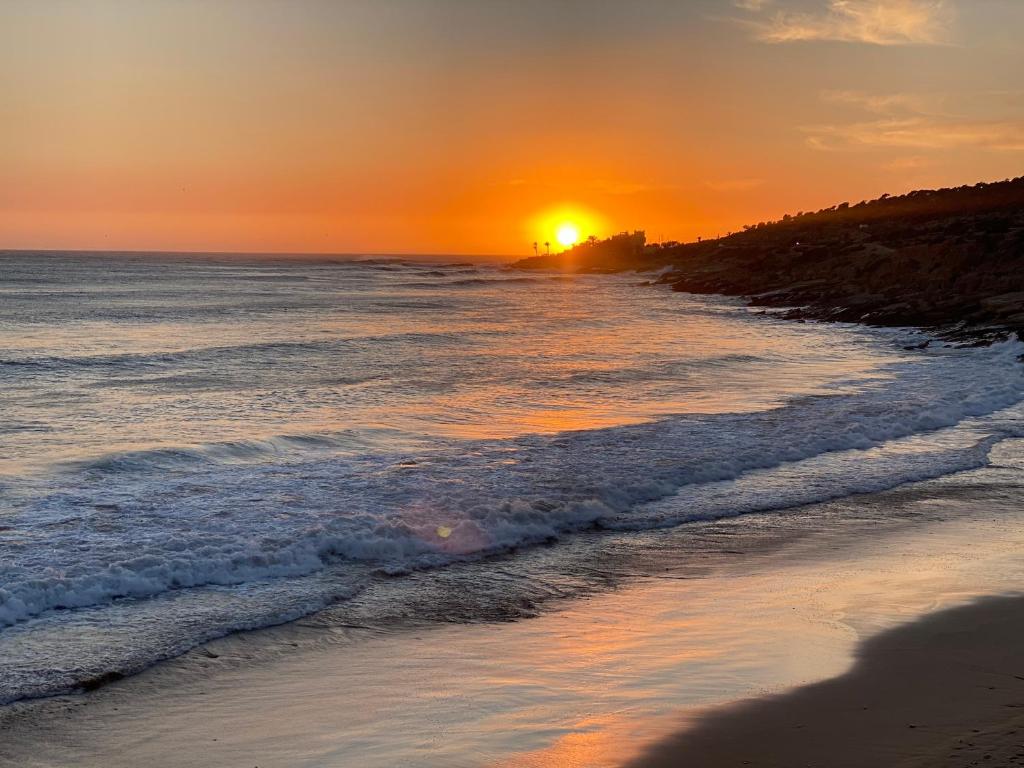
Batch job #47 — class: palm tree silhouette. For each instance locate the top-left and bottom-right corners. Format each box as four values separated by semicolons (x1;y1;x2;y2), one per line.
544;241;550;255
532;241;538;257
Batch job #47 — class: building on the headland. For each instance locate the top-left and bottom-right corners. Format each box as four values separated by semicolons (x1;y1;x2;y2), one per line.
609;230;646;255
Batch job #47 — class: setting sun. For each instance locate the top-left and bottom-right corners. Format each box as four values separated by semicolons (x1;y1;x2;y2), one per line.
556;223;580;248
529;204;606;253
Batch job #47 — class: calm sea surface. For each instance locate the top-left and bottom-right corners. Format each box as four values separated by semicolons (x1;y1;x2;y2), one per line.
1;251;1022;704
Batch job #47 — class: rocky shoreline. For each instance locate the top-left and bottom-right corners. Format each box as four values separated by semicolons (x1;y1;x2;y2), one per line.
516;177;1024;344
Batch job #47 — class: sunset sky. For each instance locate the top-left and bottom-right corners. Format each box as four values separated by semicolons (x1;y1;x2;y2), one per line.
2;0;1023;256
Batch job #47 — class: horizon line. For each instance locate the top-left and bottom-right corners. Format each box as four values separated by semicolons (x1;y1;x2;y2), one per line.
0;246;521;261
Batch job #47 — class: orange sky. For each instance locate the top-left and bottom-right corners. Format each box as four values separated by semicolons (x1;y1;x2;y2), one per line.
2;0;1023;256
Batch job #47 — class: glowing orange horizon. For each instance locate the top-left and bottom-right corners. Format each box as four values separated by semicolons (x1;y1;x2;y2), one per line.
2;3;1019;256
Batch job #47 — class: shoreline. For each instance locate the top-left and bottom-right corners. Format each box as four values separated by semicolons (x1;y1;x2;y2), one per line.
4;451;1024;766
631;593;1024;768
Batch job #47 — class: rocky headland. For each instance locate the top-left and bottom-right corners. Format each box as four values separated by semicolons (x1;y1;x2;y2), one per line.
515;177;1024;343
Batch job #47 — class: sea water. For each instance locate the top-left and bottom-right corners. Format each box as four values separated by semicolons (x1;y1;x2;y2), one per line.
1;250;1022;704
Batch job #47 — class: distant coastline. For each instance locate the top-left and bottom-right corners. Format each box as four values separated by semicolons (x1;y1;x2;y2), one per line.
515;176;1024;344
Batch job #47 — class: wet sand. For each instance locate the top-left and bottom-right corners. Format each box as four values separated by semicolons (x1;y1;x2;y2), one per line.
632;594;1024;768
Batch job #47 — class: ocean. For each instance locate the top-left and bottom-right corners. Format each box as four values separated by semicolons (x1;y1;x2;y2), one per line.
2;250;1023;706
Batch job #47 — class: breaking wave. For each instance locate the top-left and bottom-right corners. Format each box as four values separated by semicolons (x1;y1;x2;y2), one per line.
3;340;1022;634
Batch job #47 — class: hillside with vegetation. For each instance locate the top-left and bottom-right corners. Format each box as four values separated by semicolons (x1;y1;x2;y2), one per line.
515;177;1024;341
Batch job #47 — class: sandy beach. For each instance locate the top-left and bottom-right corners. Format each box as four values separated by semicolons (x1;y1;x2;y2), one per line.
3;443;1024;768
634;594;1024;767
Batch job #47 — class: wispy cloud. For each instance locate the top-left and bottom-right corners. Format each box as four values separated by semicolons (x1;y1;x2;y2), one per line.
496;178;660;195
882;155;932;171
808;86;1024;152
805;117;1024;151
738;0;954;46
820;89;944;115
588;179;658;196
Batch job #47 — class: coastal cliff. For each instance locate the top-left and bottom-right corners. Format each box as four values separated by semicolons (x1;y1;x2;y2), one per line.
515;177;1024;341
